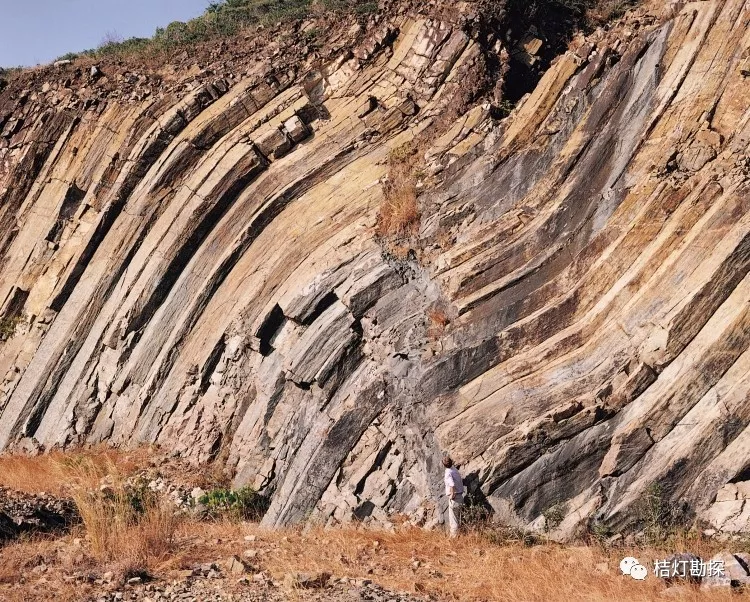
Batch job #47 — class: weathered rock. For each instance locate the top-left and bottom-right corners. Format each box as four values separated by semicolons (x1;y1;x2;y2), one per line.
255;127;293;160
225;555;250;575
0;512;18;541
282;115;309;143
701;553;750;589
284;571;331;589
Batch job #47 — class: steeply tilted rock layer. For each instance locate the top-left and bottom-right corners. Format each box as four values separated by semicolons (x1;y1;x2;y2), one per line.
1;0;750;537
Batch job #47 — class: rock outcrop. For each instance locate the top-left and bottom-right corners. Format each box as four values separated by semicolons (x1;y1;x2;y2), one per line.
1;0;750;538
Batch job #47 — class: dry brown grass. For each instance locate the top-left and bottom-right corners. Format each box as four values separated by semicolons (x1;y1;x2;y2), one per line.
376;145;422;240
376;183;420;239
0;446;152;495
0;448;179;580
587;0;639;25
64;457;180;572
73;486;179;567
426;306;451;340
0;450;744;601
0;529;104;601
0;518;745;602
170;523;745;602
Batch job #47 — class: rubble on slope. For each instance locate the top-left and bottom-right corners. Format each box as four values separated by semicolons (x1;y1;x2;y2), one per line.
0;487;78;541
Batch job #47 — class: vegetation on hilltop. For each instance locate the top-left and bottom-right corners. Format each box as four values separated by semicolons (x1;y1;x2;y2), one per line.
3;0;640;69
54;0;378;62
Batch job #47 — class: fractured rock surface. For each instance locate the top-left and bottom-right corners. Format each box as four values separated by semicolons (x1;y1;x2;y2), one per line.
1;0;750;537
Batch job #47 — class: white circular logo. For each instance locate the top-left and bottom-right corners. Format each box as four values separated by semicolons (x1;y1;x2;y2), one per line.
620;557;639;575
630;564;648;581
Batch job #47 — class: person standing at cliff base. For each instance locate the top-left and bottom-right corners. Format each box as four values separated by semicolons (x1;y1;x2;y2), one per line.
443;456;464;538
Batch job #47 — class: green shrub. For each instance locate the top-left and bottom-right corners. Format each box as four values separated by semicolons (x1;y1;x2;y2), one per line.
321;0;376;12
503;0;638;32
353;1;378;14
54;52;81;62
587;519;613;546
634;482;690;545
462;495;493;530
198;486;269;521
0;315;24;340
96;37;151;57
496;100;516;119
543;503;567;532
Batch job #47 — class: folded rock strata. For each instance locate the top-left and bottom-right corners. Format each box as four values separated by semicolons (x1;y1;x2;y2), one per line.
0;0;749;537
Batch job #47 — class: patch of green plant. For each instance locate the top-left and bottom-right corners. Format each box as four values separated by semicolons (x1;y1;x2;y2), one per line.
586;518;613;546
0;67;23;90
198;486;269;521
96;37;152;58
543;502;567;532
502;0;638;34
462;493;493;529
123;478;159;515
496;99;516;119
508;0;598;18
54;52;81;62
635;482;690;545
93;477;158;516
320;0;375;12
353;1;378;14
551;0;588;14
0;315;24;340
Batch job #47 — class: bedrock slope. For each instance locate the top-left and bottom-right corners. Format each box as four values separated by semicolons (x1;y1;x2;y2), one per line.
1;0;750;537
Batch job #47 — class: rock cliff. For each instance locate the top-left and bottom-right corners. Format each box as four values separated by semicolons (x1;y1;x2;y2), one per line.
1;0;750;538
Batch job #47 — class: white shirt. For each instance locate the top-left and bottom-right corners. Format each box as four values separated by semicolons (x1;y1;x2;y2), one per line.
444;467;464;496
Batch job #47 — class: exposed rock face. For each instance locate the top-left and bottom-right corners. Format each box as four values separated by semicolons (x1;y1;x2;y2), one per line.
1;0;750;537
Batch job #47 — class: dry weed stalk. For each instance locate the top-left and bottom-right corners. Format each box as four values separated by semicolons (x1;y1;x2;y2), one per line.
376;145;421;240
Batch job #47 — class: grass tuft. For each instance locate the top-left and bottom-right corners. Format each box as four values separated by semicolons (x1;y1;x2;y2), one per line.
376;144;422;241
64;461;180;570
